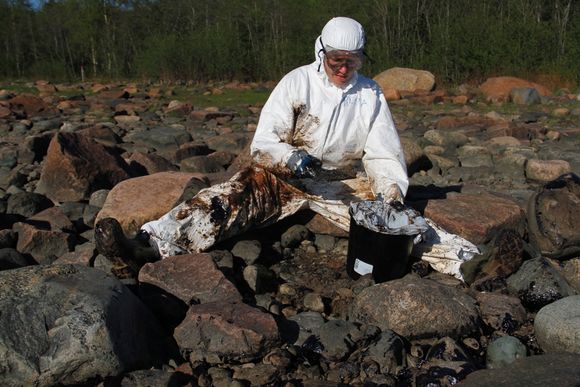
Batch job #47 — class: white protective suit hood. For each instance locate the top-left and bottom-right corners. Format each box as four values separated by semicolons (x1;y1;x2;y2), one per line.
315;16;365;68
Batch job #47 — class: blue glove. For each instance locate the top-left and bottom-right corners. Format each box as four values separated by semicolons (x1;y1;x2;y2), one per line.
287;150;321;178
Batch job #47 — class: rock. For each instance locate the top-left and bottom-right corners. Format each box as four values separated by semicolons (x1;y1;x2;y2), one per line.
479;77;551;102
305;213;348;238
231;364;279;386
88;189;109;208
13;222;76;264
243;264;276;293
374;67;435;92
139;253;241;304
99;89;129;99
486;136;521;146
423;129;469;148
383;88;401;101
486;336;527;369
510;88;541;105
315;319;365;361
231;240;262;264
180;155;225;173
35;132;132;202
96;171;208;237
174;301;280;364
526;173;580;259
534;295;580;354
119;369;193;387
423;193;525;244
314;234;336;252
283;311;326;346
114;115;140;125
562;258;580;291
364;330;407;375
281;225;311;248
400;137;431;175
27;206;75;232
78;125;121;146
525;159;571;181
205;132;251;154
458;145;493;168
124;126;192;150
173;142;212;163
460;353;580;387
0;248;29;270
6;191;53;217
0;229;17;249
0;265;169;386
52;242;95;267
506;257;577;310
126;152;178;175
303;292;325;313
351;275;480;339
9;94;49;117
0;106;10;118
475;292;527;333
552;108;570;117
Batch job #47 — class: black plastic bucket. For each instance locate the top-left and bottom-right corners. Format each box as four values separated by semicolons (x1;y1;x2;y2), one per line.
346;205;419;283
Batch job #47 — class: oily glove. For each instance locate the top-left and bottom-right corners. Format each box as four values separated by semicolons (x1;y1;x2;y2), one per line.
287;150;321;178
375;184;404;205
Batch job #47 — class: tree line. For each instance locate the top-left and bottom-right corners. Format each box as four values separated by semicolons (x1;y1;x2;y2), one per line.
1;0;579;85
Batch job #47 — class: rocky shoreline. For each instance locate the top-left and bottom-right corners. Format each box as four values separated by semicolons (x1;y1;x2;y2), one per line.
1;75;579;386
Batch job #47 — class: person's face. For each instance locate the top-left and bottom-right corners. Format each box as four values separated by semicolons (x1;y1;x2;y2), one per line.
323;50;363;87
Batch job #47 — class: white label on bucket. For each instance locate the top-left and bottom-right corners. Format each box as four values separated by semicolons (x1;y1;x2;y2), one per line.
354;259;373;276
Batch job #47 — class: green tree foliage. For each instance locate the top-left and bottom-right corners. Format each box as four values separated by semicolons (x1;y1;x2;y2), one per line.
0;0;578;83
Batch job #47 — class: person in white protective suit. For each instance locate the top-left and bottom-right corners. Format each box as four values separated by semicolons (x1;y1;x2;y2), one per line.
138;16;408;258
137;17;479;280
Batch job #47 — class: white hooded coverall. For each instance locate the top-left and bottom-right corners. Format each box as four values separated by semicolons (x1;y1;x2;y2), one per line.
251;61;409;199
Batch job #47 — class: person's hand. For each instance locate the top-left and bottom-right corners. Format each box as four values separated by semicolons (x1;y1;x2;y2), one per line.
376;184;404;206
287;150;321;178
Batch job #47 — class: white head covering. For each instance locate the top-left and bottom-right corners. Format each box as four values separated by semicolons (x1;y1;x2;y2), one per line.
320;17;365;52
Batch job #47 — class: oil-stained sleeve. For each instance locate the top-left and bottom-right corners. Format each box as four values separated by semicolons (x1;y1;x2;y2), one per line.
362;88;409;197
251;72;300;168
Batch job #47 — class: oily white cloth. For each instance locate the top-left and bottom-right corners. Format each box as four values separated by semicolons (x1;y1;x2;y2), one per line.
142;168;478;281
250;62;409;200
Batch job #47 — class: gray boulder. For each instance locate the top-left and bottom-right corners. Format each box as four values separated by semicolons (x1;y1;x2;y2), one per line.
460;353;580;387
0;264;170;386
174;301;280;364
351;275;480;339
534;295;580;354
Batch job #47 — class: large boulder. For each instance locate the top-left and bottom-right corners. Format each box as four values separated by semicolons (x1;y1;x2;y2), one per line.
423;192;525;244
9;94;51;117
35;132;132;202
13;222;76;264
351;275;480;339
95;171;209;237
0;265;170;386
460;353;580;387
373;67;435;93
138;253;242;304
174;301;280;364
534;295;580;354
479;76;551;102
